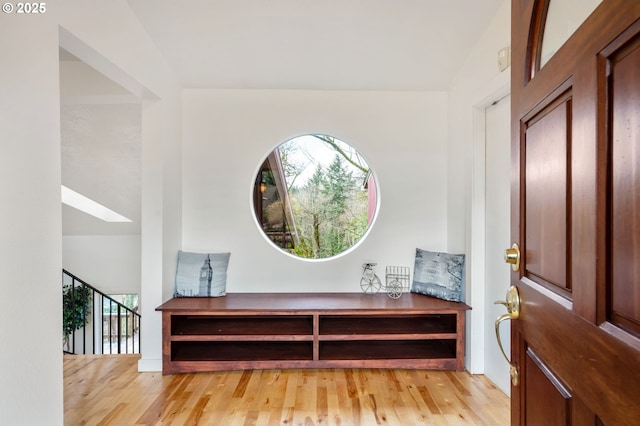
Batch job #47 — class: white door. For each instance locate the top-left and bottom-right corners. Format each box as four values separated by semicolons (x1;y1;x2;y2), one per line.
484;95;511;394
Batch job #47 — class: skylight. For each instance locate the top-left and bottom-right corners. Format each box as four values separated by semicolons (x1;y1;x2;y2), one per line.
61;185;132;223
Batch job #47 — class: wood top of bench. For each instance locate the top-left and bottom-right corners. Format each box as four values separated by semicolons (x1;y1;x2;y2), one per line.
156;292;471;314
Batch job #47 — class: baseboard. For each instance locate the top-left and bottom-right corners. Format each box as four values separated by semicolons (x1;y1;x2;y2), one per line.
137;358;162;372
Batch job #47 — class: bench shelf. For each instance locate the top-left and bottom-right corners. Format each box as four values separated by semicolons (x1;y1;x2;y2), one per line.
156;293;470;374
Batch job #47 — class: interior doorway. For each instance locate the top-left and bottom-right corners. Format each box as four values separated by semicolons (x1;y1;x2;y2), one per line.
59;45;143;355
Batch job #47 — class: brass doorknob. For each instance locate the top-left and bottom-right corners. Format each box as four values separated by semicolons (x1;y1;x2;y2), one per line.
494;285;521;386
504;243;520;272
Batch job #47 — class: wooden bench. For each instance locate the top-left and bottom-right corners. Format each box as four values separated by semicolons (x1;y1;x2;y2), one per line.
156;292;471;375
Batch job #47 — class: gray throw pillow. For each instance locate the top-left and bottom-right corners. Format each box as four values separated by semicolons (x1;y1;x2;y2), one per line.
174;250;230;297
411;248;465;302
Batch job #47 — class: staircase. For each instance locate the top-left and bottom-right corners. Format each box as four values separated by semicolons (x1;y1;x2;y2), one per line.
63;270;141;355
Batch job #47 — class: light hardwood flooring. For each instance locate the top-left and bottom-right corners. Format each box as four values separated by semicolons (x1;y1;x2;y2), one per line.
64;355;509;426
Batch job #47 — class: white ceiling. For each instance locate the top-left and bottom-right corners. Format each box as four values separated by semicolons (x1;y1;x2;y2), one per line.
61;1;504;236
127;0;504;90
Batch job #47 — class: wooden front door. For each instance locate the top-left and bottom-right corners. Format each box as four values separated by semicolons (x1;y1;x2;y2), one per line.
509;1;640;424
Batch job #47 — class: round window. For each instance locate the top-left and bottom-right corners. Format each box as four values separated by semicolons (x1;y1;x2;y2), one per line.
252;134;378;260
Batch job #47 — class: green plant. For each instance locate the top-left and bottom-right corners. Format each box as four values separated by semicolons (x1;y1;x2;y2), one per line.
62;283;93;350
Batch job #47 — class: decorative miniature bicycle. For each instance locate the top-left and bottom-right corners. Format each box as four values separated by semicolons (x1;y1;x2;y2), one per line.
360;263;382;294
360;263;410;299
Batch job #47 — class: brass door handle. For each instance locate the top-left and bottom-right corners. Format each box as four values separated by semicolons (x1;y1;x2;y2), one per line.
504;243;520;271
495;285;520;386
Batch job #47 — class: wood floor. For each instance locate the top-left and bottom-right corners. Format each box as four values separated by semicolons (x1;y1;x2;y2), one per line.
64;355;509;426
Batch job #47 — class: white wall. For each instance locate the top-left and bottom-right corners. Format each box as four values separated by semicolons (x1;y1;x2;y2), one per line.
0;14;64;426
63;235;141;295
0;1;181;423
182;89;448;291
447;0;511;387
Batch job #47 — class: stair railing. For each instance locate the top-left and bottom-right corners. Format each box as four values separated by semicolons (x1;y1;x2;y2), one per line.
62;269;141;355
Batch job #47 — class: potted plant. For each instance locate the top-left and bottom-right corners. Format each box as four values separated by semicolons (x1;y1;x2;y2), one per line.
63;283;93;353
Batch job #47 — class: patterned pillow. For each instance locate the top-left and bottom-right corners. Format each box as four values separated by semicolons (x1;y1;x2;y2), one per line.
174;250;230;297
411;248;465;302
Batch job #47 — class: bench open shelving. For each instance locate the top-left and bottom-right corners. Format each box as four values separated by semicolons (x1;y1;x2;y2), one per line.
157;293;471;374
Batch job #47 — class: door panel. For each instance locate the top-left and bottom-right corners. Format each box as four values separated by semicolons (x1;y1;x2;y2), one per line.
609;33;640;337
524;94;570;293
524;349;571;426
511;1;640;424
